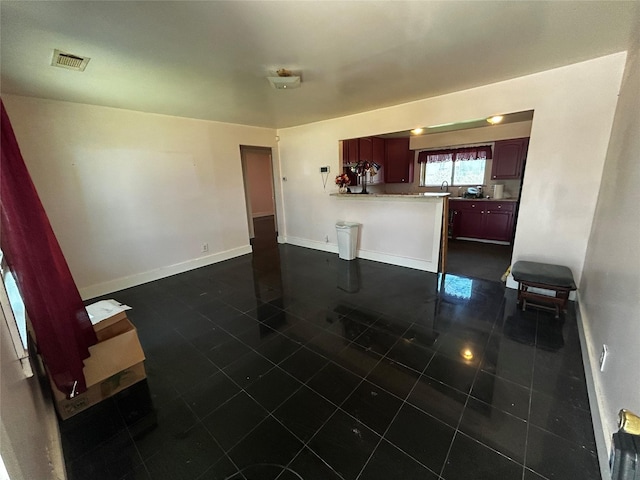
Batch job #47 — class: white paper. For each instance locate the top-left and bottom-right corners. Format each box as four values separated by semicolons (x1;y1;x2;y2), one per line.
86;299;132;325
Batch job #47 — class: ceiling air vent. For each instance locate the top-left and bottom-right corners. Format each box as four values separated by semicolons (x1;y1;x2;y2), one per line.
51;49;90;71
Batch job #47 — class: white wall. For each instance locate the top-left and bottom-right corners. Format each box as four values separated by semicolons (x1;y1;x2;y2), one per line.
1;309;66;480
2;96;278;298
276;53;626;288
579;22;640;466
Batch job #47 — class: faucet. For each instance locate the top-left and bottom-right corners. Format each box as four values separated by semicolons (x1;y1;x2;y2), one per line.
440;181;449;193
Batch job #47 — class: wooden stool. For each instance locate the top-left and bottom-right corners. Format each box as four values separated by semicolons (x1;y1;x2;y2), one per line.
511;261;576;318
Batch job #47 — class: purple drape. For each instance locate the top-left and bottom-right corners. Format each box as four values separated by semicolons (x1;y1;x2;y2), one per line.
418;145;493;163
0;99;97;397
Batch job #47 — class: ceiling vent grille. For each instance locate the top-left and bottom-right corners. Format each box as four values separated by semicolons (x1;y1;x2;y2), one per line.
51;49;90;71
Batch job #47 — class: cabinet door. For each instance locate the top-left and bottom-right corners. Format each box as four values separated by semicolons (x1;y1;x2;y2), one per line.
449;202;463;238
344;138;359;164
384;137;414;183
372;137;385;166
457;204;485;239
483;209;514;242
359;137;373;162
491;138;528;180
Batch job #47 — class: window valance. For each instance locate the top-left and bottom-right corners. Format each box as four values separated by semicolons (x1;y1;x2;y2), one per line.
417;145;492;163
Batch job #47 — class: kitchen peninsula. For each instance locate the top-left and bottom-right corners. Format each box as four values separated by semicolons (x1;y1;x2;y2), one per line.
329;192;449;273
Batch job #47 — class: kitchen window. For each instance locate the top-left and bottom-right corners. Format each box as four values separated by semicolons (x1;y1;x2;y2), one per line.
418;145;491;186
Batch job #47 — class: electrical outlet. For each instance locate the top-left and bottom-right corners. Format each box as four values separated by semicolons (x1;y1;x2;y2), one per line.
599;344;609;371
201;242;209;253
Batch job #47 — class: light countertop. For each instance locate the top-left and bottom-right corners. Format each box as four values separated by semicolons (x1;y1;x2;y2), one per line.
331;192;449;199
331;193;518;202
448;197;518;202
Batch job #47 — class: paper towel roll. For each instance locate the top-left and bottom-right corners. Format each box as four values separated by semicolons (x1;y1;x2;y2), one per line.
493;184;504;199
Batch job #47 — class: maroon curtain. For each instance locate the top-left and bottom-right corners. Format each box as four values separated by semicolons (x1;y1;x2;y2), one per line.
0;99;97;397
418;145;493;163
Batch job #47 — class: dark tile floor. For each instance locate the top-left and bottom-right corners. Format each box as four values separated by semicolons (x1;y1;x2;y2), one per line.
446;239;513;283
59;217;599;479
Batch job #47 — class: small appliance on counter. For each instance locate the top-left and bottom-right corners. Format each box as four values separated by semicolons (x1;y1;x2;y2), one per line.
462;186;484;199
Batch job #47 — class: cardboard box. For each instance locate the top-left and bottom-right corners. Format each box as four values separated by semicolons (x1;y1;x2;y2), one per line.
86;300;132;342
50;316;146;420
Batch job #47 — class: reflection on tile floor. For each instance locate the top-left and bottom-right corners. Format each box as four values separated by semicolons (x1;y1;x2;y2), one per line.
61;218;599;479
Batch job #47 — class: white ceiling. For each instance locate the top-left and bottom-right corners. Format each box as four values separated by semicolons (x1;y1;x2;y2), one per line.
1;1;637;129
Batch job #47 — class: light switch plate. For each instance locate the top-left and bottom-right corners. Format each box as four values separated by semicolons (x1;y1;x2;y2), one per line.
320;166;330;173
599;344;609;371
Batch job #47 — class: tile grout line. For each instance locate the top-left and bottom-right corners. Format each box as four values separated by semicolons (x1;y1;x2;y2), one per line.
274;315;405;480
520;309;538;480
216;314;391;480
354;319;443;480
436;295;505;479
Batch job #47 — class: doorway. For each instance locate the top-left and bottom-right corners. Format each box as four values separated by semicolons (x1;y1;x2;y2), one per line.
446;239;513;282
240;146;277;242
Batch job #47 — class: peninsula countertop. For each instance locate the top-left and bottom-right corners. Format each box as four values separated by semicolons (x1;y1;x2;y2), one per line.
448;196;518;202
330;192;517;201
330;192;449;199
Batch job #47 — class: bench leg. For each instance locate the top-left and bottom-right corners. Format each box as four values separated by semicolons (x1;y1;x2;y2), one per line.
516;281;570;318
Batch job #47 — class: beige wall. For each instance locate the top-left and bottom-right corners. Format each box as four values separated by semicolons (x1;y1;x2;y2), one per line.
1;309;66;480
277;53;626;289
2;96;278;299
579;19;640;465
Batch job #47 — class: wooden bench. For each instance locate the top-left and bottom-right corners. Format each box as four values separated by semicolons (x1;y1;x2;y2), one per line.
511;261;576;318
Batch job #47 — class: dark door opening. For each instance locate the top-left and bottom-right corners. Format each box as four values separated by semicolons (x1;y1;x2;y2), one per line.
240;146;277;241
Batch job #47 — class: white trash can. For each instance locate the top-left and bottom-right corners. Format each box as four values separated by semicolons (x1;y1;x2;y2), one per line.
335;221;360;260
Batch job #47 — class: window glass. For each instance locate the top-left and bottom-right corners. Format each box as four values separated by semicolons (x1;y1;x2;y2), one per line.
423;159;453;186
420;158;486;186
453;159;486;185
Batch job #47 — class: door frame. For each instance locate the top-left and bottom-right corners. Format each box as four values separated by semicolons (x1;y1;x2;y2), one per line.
240;145;277;239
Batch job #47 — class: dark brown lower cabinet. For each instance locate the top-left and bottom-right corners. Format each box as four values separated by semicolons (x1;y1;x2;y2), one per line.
450;200;515;243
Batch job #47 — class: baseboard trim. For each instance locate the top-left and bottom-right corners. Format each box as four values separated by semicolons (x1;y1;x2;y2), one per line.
281;236;338;254
252;212;274;218
79;245;253;300
576;293;612;480
454;236;511;246
281;236;437;272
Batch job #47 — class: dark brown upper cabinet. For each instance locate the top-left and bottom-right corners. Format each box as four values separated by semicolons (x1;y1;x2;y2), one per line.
491;137;529;180
343;138;359;164
384;137;414;184
358;137;373;162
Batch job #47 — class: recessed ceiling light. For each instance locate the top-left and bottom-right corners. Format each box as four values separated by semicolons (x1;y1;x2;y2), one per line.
411;128;424;135
487;115;504;125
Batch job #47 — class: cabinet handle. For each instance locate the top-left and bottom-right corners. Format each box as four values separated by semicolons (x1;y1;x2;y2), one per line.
481;211;484;214
498;205;502;209
487;211;491;214
471;204;476;207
